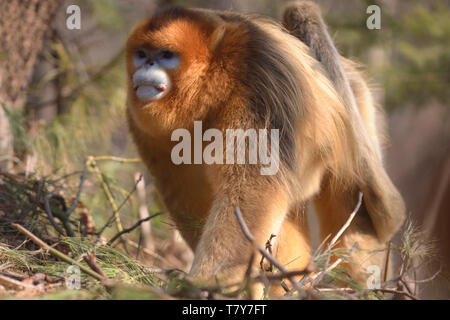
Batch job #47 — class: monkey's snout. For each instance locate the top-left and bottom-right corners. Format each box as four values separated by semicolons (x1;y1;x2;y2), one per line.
132;66;170;100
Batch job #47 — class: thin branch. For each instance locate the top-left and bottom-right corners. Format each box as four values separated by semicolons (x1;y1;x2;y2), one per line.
65;164;88;216
372;288;419;300
383;241;391;283
88;157;141;242
0;274;38;291
329;191;363;248
42;165;88;237
260;234;276;272
83;252;107;278
44;194;74;236
316;287;419;300
87;156;123;233
135;172;154;251
313;192;363;286
95;175;142;243
233;207;303;293
107;212;163;246
32;48;125;109
126;239;178;269
297;242;358;290
408;265;442;284
253;270;309;282
90;156;140;163
11;223;105;281
95;172;143;242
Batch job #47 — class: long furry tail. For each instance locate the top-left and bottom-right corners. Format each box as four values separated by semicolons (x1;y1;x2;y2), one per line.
282;1;405;242
282;1;357;113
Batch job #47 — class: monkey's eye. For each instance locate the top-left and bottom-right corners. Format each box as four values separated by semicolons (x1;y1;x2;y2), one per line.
161;50;174;59
134;49;148;68
136;49;147;59
157;50;180;69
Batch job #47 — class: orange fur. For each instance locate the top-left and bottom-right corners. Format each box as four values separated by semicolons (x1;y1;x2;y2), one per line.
126;4;405;297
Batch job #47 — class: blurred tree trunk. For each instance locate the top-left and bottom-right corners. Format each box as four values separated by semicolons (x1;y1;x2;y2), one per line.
0;0;63;169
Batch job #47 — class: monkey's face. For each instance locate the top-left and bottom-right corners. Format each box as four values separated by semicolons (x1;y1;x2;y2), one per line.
131;47;180;101
125;9;225;136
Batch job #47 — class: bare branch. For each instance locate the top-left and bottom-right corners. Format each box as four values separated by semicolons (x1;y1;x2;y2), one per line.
329;191;363;248
233;207;303;293
107;212;163;246
316;287;419;300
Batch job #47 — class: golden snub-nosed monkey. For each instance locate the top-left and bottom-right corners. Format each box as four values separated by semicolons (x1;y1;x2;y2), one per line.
125;2;405;297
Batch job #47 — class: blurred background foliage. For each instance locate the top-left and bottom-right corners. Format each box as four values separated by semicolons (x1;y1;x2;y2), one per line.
326;0;450;109
9;0;449;172
0;0;448;298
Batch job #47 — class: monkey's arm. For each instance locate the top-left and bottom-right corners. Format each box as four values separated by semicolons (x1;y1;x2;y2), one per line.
189;166;290;286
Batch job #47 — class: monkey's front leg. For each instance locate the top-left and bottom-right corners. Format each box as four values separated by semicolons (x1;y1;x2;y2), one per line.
189;173;290;289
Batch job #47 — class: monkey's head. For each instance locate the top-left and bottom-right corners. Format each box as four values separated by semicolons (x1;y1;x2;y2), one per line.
126;8;247;136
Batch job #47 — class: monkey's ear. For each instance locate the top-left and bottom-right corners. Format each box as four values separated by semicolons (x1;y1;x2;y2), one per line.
209;24;226;52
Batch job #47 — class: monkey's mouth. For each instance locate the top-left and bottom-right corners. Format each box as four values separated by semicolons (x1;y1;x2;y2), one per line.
134;81;167;92
133;82;169;101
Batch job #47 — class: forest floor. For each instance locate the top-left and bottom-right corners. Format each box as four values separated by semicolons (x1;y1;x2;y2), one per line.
0;167;438;300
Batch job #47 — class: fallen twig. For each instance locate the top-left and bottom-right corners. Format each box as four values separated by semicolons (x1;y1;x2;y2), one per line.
83;252;107;278
11;223;105;281
89;156;140;163
0;274;38;291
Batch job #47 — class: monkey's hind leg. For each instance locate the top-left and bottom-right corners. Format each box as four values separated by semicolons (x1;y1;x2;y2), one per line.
268;208;311;296
313;178;390;286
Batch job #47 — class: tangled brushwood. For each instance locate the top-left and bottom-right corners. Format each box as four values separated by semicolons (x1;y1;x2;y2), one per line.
0;158;441;299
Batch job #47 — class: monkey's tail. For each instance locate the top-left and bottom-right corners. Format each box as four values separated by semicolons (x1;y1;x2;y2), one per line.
282;1;357;112
282;1;405;243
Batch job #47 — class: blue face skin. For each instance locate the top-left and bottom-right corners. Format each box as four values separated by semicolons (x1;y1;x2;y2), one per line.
132;48;180;101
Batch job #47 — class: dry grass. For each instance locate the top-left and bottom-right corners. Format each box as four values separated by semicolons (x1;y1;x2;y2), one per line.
0;166;442;300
